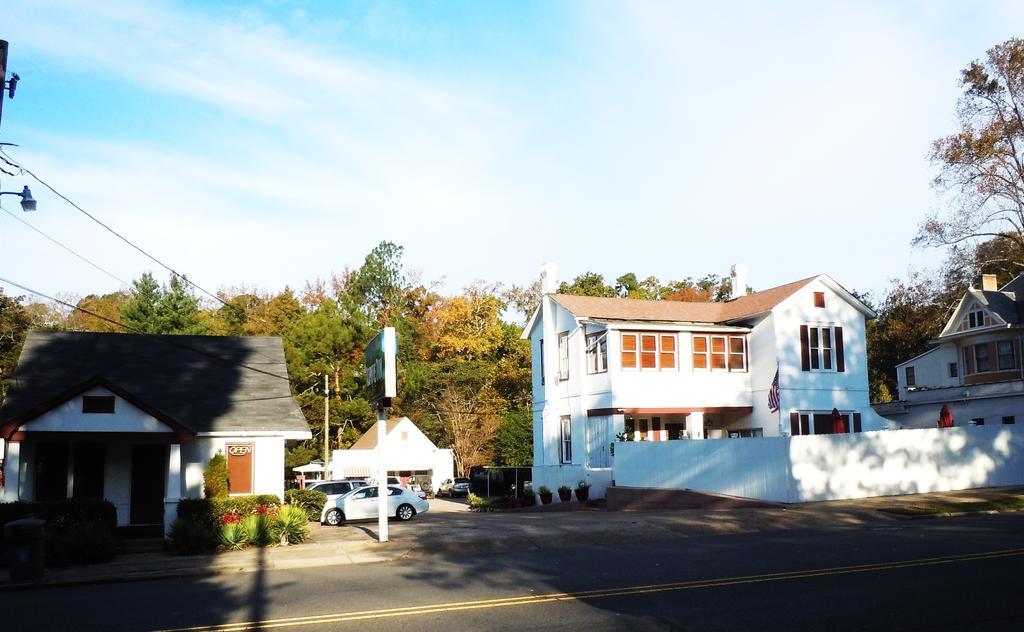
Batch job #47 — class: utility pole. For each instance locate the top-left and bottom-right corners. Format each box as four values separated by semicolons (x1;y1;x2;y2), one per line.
324;373;330;476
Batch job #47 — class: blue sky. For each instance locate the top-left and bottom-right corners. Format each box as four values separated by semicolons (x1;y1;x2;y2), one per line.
2;1;1023;306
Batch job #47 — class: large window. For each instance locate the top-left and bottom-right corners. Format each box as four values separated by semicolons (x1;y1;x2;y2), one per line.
692;334;747;371
800;325;844;372
621;332;677;370
586;332;608;374
559;416;572;464
558;331;570;381
974;344;990;372
997;340;1015;370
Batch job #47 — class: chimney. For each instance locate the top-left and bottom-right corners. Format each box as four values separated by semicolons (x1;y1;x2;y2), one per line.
730;263;748;301
540;262;559;295
981;274;998;292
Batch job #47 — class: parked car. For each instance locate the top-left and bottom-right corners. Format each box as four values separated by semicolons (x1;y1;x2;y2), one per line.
369;476;403;487
305;479;369;502
321;486;429;526
437;477;471;498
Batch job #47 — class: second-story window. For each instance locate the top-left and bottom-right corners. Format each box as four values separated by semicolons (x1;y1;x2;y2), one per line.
692;335;747;371
621;332;677;370
949;362;958;378
974;343;990;372
558;331;570;381
905;366;916;386
800;325;844;372
586;332;608;374
997;340;1016;370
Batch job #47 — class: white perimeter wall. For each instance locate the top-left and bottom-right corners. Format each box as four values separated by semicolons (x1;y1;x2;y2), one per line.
614;425;1024;503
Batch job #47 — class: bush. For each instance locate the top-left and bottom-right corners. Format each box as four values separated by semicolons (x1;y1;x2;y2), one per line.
176;498;215;525
284;489;327;522
1;499;117;566
48;522;116;566
274;505;310;545
204;452;229;499
167;517;217;555
240;514;274;547
219;521;248;551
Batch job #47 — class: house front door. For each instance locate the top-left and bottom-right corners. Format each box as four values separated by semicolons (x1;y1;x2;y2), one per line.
130;444;167;525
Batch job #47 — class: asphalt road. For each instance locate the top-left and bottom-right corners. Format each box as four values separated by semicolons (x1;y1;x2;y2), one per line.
4;512;1024;631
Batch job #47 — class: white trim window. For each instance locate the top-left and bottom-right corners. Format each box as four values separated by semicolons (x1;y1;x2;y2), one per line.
586;332;608;374
559;416;572;464
807;326;834;371
968;309;987;329
692;334;747;372
558;331;570;381
997;340;1016;370
620;332;677;370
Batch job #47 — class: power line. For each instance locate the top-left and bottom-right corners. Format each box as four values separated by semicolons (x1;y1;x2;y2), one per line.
0;147;254;318
0;203;131;287
0;275;293;383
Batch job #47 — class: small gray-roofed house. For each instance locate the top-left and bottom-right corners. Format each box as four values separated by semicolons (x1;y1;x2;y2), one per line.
1;331;311;532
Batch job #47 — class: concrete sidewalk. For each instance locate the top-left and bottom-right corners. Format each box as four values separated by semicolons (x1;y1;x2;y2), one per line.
3;485;1022;591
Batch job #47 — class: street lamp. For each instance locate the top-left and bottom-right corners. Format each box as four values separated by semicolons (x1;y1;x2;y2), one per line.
0;185;35;212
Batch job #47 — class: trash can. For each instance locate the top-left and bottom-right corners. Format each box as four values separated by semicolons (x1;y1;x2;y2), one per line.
4;518;46;581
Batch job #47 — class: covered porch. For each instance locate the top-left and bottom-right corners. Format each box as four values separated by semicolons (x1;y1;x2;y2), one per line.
591;407;758;441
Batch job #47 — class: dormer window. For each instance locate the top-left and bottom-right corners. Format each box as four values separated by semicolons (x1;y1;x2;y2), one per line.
968;309;986;328
82;395;115;414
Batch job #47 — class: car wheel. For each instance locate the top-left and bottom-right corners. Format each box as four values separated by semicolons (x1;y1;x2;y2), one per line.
324;508;344;526
396;504;415;521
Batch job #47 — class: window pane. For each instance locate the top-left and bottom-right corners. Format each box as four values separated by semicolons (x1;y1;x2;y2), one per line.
730;353;745;371
711;353;726;369
811;350;820;370
692;354;707;369
692;336;707;352
729;337;744;354
660;335;676;352
621;351;636;369
641;335;657;352
809;328;819;348
821;328;832;349
640;351;657;368
660;352;676;369
622;334;636;351
711;337;725;353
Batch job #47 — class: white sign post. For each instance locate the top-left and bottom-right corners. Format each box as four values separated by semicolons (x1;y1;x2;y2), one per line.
364;327;397;543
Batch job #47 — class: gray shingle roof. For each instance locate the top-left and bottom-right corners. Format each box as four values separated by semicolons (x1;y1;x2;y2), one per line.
1;331;309;435
970;290;1021;325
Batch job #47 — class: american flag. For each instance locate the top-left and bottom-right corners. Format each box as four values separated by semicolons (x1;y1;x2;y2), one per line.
768;367;780;413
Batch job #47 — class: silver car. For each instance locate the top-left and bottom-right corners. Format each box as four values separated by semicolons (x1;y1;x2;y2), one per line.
321;485;429;526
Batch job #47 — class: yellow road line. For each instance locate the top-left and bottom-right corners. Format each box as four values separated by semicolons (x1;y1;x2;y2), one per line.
153;547;1024;631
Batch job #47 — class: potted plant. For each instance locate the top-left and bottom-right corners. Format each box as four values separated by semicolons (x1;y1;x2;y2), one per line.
575;480;591;503
557;485;572;502
538;485;553;505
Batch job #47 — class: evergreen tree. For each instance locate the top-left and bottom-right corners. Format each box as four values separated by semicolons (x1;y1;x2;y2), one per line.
157;275;205;334
120;273;163;333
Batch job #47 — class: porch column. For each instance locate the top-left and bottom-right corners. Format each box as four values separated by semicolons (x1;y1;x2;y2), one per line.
163;443;182;536
689;412;705;440
2;441;20;502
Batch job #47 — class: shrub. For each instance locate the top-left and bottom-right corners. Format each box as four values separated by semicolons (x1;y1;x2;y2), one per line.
219;522;249;551
240;514;273;547
284;489;328;522
176;498;215;526
274;505;310;545
558;485;571;493
538;486;551;495
48;522;116;566
203;452;229;499
167;517;217;555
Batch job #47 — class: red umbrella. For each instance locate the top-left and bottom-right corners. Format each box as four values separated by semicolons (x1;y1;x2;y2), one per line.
939;404;954;428
832;408;846;434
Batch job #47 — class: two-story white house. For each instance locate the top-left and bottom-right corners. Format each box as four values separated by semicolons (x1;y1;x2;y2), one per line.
882;273;1024;428
523;264;893;499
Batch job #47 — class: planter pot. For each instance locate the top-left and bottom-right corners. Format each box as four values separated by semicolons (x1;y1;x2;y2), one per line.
558;489;572;502
576;487;590;502
539;493;553;505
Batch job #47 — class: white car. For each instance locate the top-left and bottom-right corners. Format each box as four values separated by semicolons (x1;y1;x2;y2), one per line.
321;485;429;526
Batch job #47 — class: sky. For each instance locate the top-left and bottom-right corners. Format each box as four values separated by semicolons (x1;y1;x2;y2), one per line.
1;0;1023;307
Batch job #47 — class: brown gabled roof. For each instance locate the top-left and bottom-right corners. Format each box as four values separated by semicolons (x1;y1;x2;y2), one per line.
551;276;817;324
350;418;405;450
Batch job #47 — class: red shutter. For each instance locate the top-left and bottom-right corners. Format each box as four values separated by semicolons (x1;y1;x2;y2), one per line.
799;325;810;371
835;326;845;373
790;412;799;436
853;412;862;433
